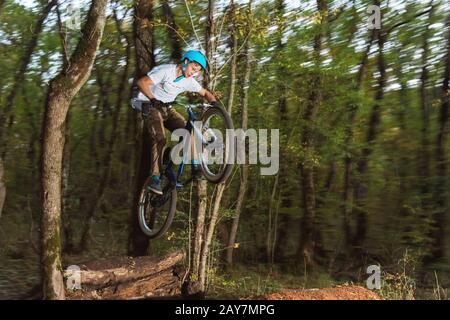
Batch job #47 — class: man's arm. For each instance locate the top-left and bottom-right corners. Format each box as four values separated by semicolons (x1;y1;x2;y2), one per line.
137;76;156;100
199;88;217;103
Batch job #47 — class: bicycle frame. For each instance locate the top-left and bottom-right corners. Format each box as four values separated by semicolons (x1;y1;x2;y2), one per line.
161;104;215;189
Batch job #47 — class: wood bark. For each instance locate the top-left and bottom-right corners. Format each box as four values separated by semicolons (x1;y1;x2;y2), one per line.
298;0;327;268
226;0;238;115
128;0;155;256
428;13;450;263
61;113;75;253
226;1;252;266
0;157;5;218
40;0;108;300
418;5;436;212
65;251;185;299
161;0;182;62
272;0;291;263
341;28;376;249
352;26;387;251
189;0;216;293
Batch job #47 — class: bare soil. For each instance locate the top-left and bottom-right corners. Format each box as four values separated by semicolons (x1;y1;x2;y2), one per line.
252;285;382;300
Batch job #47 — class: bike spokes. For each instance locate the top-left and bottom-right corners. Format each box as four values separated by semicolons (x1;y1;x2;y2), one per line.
138;174;177;239
199;106;234;183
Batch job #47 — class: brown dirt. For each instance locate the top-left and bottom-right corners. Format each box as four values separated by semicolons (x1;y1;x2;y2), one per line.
252;285;382;300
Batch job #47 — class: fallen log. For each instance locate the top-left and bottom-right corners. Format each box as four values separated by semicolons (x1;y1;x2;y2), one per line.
65;251;186;300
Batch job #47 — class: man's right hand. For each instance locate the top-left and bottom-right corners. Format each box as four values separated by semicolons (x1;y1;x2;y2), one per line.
150;98;166;108
142;102;151;117
142;99;164;118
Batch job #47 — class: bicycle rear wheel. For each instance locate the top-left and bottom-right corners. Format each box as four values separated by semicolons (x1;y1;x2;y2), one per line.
138;173;177;239
199;105;234;183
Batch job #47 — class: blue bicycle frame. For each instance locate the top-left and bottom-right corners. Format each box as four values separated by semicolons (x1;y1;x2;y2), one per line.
161;104;213;189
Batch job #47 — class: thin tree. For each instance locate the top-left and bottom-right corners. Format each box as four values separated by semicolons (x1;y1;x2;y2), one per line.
418;4;436;214
189;0;217;293
428;13;450;263
226;0;238;115
297;0;328;268
128;0;155;256
226;0;252;267
40;0;108;299
0;157;5;218
161;0;182;62
341;28;376;249
271;0;290;264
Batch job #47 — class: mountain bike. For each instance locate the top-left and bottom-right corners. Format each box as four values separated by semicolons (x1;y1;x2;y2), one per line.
135;102;234;239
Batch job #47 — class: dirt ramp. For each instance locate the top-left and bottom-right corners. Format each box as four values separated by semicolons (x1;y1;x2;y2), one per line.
254;285;382;300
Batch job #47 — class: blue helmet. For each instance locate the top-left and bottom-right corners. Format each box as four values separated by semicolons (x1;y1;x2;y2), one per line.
181;50;207;70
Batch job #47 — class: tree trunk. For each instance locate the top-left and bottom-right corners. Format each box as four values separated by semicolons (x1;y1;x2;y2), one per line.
188;0;216;293
352;26;387;252
199;183;226;289
226;2;252;265
192;180;207;277
204;0;216;87
265;175;278;266
61;113;75;253
128;0;155;256
161;0;182;62
418;5;436;213
40;0;108;300
133;0;155;78
226;0;238;115
23;92;41;221
89;94;101;168
0;156;5;218
298;0;327;268
392;53;410;217
428;13;450;263
93;66;112;169
341;28;376;249
113;8;135;206
272;0;297;263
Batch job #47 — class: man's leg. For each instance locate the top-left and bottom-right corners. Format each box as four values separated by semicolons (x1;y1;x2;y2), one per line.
164;108;201;175
146;106;165;194
164;107;187;133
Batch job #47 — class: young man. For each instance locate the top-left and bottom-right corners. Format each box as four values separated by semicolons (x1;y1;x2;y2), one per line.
136;50;218;195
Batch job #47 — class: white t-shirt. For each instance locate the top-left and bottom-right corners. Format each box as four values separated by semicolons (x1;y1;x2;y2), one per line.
137;64;202;103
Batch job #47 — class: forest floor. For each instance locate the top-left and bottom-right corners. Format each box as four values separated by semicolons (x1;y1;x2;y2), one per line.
0;206;448;300
251;285;382;300
207;263;449;300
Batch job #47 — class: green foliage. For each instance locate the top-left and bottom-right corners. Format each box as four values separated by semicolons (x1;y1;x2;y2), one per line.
0;0;449;299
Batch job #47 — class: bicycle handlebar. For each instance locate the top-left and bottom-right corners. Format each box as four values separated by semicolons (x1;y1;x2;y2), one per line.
174;102;212;109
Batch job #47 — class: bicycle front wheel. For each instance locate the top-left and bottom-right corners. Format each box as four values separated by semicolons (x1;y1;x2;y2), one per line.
199;105;234;184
